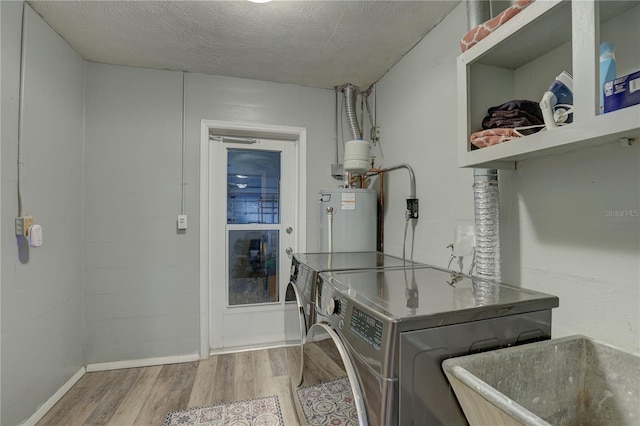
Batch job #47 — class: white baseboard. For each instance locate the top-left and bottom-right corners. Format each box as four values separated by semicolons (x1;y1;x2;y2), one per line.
22;367;86;426
209;341;290;356
86;352;200;372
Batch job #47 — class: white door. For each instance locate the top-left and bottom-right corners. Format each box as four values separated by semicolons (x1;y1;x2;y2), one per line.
210;136;297;350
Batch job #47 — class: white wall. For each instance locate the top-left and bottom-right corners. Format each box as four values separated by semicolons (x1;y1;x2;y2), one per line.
2;2;637;423
1;3;86;424
376;4;476;262
376;2;639;354
83;66;335;363
83;64;198;363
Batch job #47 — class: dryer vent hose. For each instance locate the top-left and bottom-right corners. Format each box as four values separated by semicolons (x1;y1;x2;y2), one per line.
343;84;362;140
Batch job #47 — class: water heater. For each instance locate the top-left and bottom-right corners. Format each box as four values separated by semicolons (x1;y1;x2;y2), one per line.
318;188;376;252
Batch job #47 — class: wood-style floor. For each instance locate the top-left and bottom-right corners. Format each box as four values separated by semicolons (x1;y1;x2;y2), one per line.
37;347;301;426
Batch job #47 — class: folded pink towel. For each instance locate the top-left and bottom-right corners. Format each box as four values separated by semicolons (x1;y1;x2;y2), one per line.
460;0;533;53
470;128;520;148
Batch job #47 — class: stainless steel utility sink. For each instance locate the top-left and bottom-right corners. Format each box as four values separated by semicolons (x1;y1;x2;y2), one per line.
442;335;639;426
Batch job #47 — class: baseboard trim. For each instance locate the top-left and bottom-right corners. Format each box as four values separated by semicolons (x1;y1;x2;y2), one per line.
209;341;291;356
23;367;86;426
86;352;200;372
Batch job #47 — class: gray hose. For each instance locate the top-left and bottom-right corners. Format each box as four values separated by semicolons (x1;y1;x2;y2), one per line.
472;169;501;281
466;0;490;28
379;163;416;199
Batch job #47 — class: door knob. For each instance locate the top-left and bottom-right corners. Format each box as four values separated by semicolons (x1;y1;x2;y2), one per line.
286;247;293;256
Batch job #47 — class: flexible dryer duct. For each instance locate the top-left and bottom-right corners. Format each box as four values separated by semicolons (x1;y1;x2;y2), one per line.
467;0;501;289
473;169;501;281
343;84;362;140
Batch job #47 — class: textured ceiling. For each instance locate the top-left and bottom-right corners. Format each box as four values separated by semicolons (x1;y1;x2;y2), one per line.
27;0;460;89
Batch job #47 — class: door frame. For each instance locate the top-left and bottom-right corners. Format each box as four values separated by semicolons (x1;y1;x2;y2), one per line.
199;119;307;359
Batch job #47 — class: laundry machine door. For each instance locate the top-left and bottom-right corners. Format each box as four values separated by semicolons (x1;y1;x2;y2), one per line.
285;281;307;387
296;323;368;426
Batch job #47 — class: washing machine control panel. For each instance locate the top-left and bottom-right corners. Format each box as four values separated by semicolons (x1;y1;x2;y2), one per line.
350;306;383;351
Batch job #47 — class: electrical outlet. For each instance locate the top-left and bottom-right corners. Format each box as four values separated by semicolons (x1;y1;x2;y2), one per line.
15;216;33;236
406;198;419;219
177;214;188;230
15;218;24;236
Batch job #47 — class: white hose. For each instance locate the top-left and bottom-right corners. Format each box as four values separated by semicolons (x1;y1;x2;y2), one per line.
181;72;187;214
327;207;334;253
540;91;557;129
17;3;28;217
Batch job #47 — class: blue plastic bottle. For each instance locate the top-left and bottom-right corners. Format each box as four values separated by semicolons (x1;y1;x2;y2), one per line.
600;42;616;113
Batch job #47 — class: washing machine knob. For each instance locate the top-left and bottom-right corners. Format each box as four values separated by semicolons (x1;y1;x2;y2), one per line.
326;298;341;315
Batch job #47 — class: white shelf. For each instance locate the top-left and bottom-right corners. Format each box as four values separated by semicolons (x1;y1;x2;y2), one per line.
459;105;640;168
463;0;571;70
457;0;640;169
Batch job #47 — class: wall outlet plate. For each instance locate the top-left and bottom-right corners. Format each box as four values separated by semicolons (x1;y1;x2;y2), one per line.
177;214;188;230
15;216;34;236
406;198;419;219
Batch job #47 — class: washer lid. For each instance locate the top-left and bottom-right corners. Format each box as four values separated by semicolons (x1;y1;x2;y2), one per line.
322;265;559;327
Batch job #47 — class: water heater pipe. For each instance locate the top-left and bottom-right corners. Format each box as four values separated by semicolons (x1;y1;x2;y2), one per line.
367;163;416;200
368;165;385;251
379;163;416;199
367;162;418;251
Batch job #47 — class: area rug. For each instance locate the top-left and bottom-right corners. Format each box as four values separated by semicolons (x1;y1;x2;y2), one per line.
164;395;284;426
296;376;358;425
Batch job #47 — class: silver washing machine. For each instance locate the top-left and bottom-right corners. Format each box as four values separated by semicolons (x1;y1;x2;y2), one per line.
301;265;559;425
284;252;423;388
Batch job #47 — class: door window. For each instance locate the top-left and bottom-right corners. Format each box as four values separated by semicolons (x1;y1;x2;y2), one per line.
226;149;281;305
